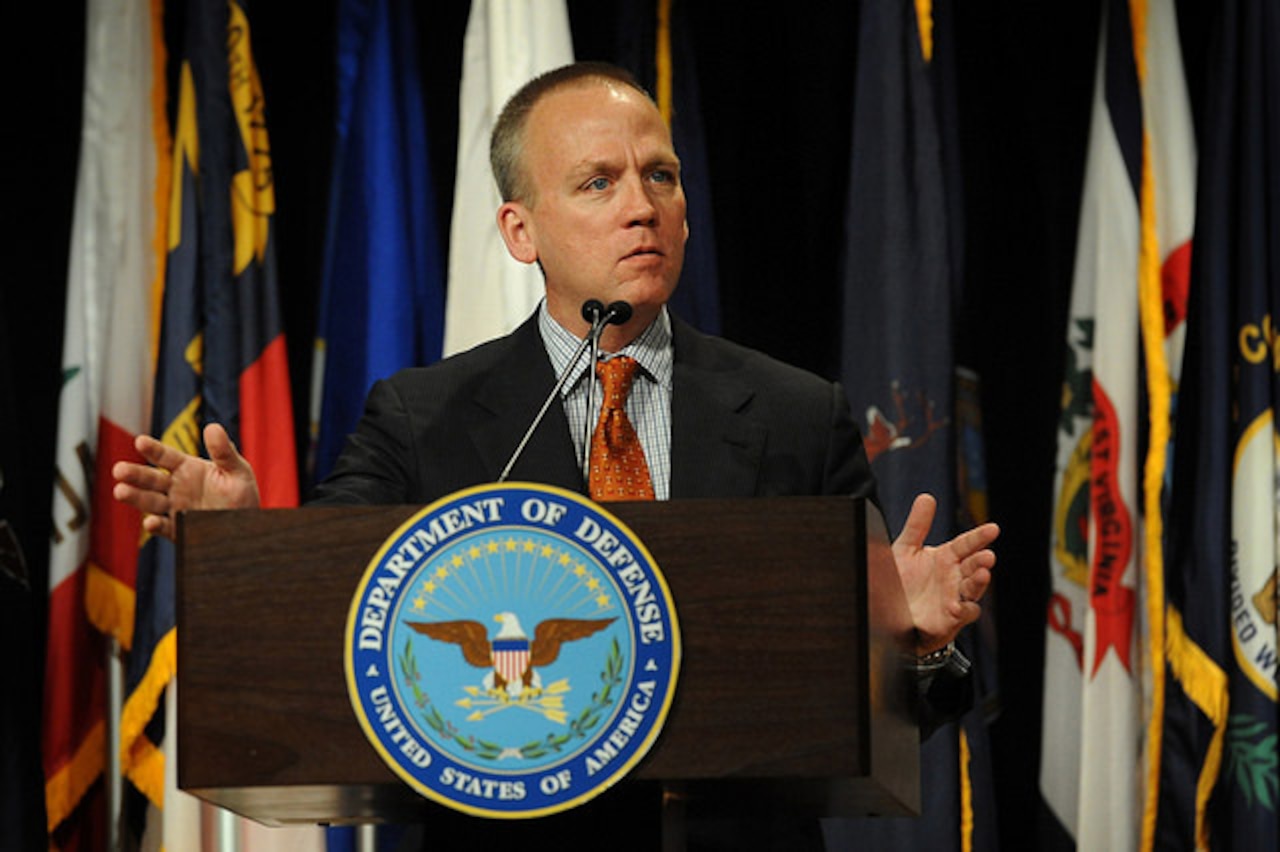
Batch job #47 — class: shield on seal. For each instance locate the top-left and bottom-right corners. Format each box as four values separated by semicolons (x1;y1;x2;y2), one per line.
492;637;530;685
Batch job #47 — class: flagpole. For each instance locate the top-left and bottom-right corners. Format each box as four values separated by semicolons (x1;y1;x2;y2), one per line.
108;638;123;851
212;808;240;852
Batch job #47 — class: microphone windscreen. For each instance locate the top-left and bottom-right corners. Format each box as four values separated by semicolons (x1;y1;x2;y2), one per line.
581;299;605;324
605;301;633;325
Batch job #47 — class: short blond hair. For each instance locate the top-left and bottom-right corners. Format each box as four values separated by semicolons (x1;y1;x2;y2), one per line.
490;62;653;203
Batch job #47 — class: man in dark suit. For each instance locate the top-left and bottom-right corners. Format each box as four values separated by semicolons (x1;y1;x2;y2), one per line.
113;58;998;850
114;60;996;703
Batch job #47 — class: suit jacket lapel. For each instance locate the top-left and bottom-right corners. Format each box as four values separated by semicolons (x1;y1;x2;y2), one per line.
469;317;585;493
669;318;766;498
463;314;767;500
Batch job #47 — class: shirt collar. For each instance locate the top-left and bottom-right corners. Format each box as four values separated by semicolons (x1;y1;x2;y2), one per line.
538;301;674;395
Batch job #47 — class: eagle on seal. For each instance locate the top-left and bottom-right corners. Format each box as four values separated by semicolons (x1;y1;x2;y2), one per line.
406;612;616;698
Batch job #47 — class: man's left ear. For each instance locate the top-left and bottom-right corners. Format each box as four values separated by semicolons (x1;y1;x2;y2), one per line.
496;202;538;265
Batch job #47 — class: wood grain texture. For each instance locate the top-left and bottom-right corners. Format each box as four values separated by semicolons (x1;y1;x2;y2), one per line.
176;497;917;824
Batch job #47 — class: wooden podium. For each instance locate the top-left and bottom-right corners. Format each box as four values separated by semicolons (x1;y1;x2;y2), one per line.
176;496;919;830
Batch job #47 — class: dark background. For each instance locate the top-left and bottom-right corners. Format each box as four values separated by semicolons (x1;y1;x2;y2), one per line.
4;1;1214;848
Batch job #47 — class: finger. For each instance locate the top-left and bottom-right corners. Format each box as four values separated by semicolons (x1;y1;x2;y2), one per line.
959;548;997;580
948;521;1001;561
141;512;174;541
957;599;982;625
939;595;977;628
133;433;194;473
112;460;171;494
113;481;171;517
203;423;246;472
960;567;992;603
895;493;938;551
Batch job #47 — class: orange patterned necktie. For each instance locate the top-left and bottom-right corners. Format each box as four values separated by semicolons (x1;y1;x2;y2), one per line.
588;356;655;501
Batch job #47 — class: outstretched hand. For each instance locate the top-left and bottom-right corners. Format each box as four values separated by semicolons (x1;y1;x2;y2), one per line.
892;493;999;655
112;423;260;540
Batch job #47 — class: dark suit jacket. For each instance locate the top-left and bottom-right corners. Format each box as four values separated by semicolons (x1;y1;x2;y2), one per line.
312;313;878;507
311;313;958;850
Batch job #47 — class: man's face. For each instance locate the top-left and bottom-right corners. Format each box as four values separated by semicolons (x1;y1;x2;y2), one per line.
498;81;688;342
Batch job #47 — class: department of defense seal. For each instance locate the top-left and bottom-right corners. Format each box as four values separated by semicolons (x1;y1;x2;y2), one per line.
345;483;681;818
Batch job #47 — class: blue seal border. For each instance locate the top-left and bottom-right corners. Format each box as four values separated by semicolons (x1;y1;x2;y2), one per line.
344;483;682;819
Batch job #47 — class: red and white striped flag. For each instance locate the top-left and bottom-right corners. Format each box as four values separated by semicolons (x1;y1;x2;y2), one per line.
43;0;169;846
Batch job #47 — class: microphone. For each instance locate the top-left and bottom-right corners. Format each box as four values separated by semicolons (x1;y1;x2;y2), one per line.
603;301;632;325
498;300;633;483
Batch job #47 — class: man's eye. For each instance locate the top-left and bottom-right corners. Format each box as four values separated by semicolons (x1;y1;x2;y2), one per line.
587;177;611;191
650;170;675;184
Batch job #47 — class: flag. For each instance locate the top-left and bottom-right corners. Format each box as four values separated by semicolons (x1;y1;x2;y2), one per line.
831;0;996;848
309;2;442;846
43;0;169;846
441;0;573;356
120;0;300;843
1041;1;1196;849
1153;0;1278;848
611;0;720;334
309;0;445;486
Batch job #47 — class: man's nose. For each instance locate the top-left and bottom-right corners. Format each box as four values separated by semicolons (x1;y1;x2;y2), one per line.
620;175;658;226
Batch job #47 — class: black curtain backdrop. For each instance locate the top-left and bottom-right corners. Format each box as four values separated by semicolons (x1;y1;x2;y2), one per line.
5;1;1214;848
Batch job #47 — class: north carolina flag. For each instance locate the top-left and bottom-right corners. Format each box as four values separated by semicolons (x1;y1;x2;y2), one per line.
121;1;299;844
43;0;168;846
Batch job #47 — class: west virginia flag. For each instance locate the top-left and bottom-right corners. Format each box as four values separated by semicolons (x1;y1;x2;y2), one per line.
120;0;298;833
1041;1;1197;849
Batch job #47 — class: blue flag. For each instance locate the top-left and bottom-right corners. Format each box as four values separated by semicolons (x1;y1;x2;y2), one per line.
1155;0;1280;848
833;1;997;849
610;0;721;335
310;0;445;487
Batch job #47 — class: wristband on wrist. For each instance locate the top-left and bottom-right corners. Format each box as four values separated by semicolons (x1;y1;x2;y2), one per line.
914;641;957;674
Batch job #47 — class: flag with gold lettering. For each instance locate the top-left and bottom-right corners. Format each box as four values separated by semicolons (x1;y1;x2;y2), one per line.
120;0;298;826
1154;0;1278;848
43;0;168;847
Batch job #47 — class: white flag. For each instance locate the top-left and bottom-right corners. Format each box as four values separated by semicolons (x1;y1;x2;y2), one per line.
1040;2;1195;849
44;0;163;836
442;0;574;356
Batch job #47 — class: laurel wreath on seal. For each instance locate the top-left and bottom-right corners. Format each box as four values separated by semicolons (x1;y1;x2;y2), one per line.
399;637;625;761
1227;712;1279;811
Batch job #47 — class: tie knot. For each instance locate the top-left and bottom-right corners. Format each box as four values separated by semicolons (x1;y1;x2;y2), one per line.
596;356;639;410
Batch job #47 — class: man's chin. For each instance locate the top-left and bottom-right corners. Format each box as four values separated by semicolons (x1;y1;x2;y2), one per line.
611;277;678;313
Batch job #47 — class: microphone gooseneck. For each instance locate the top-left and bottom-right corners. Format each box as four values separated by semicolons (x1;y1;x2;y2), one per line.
498;299;634;484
